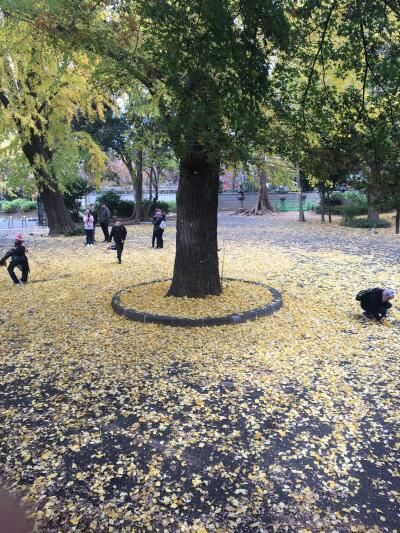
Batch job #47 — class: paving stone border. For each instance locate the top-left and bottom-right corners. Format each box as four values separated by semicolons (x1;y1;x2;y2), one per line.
111;278;282;327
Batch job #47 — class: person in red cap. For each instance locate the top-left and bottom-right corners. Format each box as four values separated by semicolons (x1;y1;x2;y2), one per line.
0;234;30;285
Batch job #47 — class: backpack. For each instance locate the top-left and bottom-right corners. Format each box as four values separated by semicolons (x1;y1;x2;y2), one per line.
355;288;374;301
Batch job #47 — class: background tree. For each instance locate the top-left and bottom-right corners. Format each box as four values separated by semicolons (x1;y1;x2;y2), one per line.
0;14;108;234
4;0;292;297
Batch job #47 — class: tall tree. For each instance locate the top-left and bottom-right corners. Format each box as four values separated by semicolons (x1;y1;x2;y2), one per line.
0;14;108;234
3;0;291;296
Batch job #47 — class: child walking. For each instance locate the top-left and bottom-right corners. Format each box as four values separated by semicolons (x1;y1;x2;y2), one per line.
109;219;127;263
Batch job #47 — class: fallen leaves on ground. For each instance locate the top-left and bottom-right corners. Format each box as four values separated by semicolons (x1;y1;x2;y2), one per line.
0;216;399;532
120;280;274;318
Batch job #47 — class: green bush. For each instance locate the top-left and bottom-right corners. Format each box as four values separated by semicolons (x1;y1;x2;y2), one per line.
1;201;16;213
328;192;345;206
318;191;368;218
118;199;134;217
342;218;391;228
65;226;86;236
166;200;176;213
20;200;36;212
95;190;122;216
94;192;177;218
314;205;342;215
9;198;27;209
142;199;174;216
340;203;368;218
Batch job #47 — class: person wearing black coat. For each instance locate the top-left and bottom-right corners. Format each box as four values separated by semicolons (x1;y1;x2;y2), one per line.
109;219;127;263
153;211;166;249
358;288;395;321
0;235;30;285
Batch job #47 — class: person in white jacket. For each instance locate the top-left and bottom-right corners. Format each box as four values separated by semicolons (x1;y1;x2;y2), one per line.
83;209;94;246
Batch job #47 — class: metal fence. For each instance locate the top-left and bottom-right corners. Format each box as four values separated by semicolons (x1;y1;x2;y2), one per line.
272;200;316;212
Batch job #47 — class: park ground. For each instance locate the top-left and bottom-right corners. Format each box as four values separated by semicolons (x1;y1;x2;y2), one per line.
0;212;399;532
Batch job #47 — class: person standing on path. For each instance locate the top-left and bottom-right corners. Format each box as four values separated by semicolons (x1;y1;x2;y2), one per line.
109;218;127;263
89;204;98;242
357;288;395;321
154;211;166;249
151;208;164;248
98;204;111;242
83;209;95;246
0;234;30;285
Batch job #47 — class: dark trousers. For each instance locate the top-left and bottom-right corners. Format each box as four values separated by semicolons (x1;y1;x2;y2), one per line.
155;228;164;249
100;222;110;241
115;241;124;260
85;229;94;244
152;227;156;247
8;259;29;284
361;301;391;319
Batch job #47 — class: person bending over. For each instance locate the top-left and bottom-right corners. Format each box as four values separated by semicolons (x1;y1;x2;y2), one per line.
0;234;30;286
356;287;395;321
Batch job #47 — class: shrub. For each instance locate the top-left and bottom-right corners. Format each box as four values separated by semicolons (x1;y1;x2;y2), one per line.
118;199;134;217
314;205;342;215
142;199;174;216
1;201;16;213
95;190;122;216
20;200;36;212
342;218;391;229
328;192;345;206
166;200;176;213
65;226;86;236
9;198;27;209
340;203;368;218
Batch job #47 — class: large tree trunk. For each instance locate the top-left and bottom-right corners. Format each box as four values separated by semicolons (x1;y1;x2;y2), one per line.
367;190;380;222
40;184;75;236
21;142;74;235
244;170;274;215
132;149;144;223
167;147;221;298
126;156;144;223
396;207;400;235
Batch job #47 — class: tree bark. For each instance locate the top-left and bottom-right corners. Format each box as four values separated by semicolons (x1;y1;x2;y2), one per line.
21;140;74;235
320;186;325;222
148;167;153;202
367;190;380;222
167;147;221;298
327;189;332;223
40;184;75;235
244;170;274;215
125;156;144;223
396;207;400;235
297;162;306;222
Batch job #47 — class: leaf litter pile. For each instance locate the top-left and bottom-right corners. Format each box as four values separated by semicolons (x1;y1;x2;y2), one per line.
120;280;274;318
0;214;399;532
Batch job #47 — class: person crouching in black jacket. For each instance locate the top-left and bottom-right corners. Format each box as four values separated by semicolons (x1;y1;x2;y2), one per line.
357;287;395;321
0;234;30;285
109;219;127;264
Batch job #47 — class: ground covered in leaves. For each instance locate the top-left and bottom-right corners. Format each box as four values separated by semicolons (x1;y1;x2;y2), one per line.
0;213;399;532
120;280;274;319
